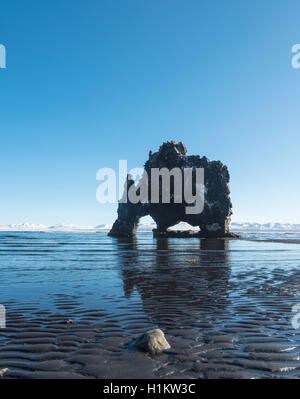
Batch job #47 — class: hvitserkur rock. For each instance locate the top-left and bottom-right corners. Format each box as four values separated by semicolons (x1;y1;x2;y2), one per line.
109;141;234;238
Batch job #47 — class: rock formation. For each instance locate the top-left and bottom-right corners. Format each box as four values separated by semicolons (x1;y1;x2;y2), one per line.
109;141;234;238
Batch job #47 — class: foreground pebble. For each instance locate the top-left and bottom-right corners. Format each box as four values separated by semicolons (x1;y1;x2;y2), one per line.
0;368;9;378
134;329;171;355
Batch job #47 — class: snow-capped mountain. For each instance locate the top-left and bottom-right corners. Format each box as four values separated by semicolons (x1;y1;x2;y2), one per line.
230;222;300;231
95;224;113;230
0;222;299;232
0;223;95;232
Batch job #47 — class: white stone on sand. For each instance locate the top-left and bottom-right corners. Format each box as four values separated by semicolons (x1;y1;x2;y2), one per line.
134;329;171;355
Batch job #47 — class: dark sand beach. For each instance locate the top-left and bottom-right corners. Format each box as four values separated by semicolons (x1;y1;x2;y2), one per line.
0;231;300;379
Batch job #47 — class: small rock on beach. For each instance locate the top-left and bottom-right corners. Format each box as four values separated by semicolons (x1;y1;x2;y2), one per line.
0;368;9;378
134;329;171;355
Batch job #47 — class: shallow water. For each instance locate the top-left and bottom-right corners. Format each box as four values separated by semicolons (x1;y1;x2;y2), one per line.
0;231;300;379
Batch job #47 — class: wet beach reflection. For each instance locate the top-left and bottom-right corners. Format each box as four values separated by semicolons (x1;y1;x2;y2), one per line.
1;232;300;378
116;237;231;328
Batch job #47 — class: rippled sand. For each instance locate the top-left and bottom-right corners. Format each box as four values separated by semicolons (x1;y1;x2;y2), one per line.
0;232;300;379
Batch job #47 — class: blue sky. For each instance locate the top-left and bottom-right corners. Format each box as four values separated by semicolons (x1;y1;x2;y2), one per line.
0;0;300;225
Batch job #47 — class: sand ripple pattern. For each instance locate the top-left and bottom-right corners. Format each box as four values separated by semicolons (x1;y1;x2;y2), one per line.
0;232;300;378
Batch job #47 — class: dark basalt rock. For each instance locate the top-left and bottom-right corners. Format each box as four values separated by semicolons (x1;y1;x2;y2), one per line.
108;141;234;238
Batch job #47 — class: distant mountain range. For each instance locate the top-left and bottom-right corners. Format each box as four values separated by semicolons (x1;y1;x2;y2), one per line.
230;222;300;231
0;222;300;232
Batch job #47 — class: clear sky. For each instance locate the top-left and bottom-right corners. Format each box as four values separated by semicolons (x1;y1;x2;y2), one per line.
0;0;300;226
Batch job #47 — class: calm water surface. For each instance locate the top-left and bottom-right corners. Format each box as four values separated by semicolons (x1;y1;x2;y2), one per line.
0;232;300;378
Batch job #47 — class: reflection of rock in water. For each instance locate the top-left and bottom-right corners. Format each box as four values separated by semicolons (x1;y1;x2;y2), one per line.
114;237;138;298
114;237;231;327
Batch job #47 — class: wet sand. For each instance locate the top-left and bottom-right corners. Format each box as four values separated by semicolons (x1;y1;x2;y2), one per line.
0;232;300;379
